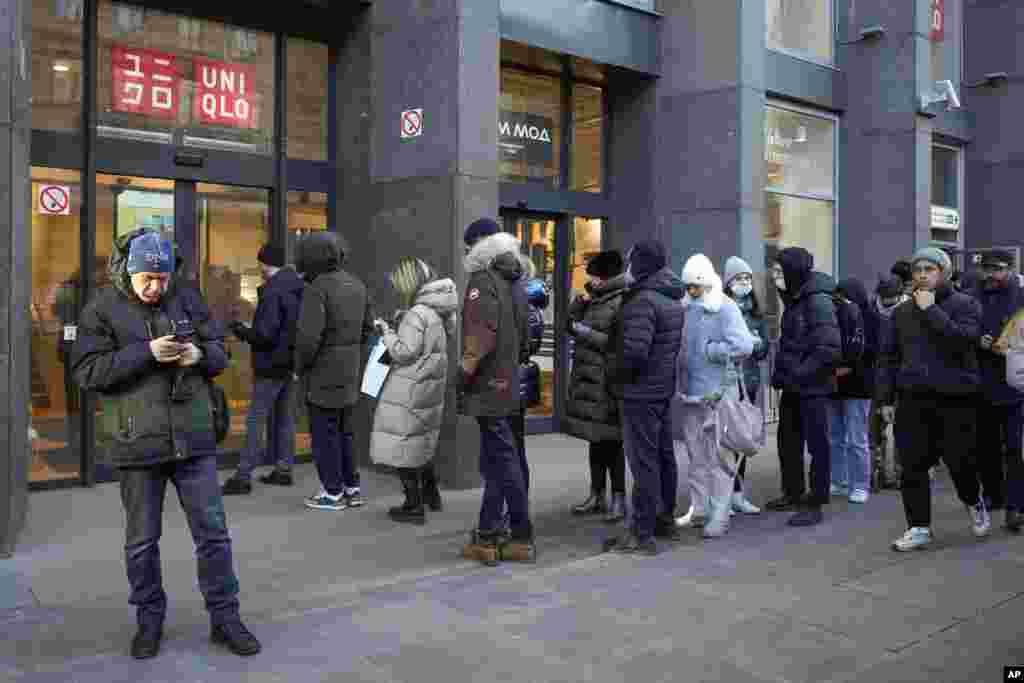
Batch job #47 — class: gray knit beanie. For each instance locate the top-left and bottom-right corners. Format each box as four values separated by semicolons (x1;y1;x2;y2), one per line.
723;256;754;288
912;247;952;273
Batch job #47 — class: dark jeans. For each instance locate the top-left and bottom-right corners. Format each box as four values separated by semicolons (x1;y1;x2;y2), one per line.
896;394;981;527
119;455;240;628
976;402;1024;510
510;409;530;494
588;440;626;495
733;456;747;493
477;416;531;538
620;399;678;542
309;404;358;496
236;377;296;481
776;391;834;505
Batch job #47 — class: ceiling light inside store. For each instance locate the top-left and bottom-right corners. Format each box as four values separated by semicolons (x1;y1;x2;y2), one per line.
52;62;70;72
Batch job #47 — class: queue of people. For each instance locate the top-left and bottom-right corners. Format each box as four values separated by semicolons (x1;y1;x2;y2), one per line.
68;220;1024;660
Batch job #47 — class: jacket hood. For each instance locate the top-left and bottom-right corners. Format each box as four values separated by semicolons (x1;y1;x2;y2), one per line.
464;232;526;280
415;277;459;316
589;273;628;300
264;266;306;294
776;247;815;295
636;267;685;301
108;228;172;300
683;272;725;313
795;271;837;301
297;231;348;282
837;277;870;312
680;253;716;288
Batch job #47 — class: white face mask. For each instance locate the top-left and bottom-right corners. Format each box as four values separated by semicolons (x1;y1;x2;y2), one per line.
773;276;787;292
731;282;753;298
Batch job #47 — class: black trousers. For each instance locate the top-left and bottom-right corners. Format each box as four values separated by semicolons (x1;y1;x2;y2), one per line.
776;392;834;505
896;394;982;527
588;440;626;495
975;402;1024;510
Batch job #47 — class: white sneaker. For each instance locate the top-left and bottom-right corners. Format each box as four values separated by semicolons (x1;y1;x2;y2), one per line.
703;499;731;538
969;501;992;537
848;489;869;504
731;492;761;514
675;504;706;528
830;483;849;497
892;527;933;552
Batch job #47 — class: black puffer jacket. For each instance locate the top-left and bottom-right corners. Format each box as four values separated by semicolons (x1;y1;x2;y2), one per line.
973;278;1024;405
771;248;842;397
565;274;627;442
877;283;982;403
233;267;305;380
611;267;685;402
834;277;882;399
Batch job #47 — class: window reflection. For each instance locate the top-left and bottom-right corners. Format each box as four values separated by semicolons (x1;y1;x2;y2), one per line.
31;0;84;132
287;39;328;161
571;84;604;193
767;0;833;64
500;69;562;189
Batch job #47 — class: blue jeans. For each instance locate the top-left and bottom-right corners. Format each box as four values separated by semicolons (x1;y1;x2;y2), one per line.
236;377;296;481
477;417;531;538
830;399;872;493
620;399;678;542
119;455;240;628
309;404;358;496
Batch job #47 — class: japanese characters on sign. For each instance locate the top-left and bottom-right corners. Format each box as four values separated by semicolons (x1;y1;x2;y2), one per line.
111;46;180;120
194;58;258;129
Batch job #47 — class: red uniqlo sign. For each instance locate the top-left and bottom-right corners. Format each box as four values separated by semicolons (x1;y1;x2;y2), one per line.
930;0;945;42
111;46;180;120
194;58;258;129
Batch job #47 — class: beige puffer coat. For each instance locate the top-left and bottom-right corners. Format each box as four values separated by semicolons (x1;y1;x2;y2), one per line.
370;278;459;468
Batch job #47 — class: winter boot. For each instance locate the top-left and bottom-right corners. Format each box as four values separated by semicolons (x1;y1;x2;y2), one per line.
499;531;538;563
703;498;731;538
388;469;426;525
572;491;608;516
420;463;443;512
731;491;761;514
462;529;501;566
604;493;627;523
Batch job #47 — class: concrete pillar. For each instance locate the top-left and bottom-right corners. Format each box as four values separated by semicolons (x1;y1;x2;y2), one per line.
0;0;31;557
651;0;766;279
336;1;500;489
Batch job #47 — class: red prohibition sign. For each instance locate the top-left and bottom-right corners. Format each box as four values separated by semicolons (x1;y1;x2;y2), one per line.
402;109;422;137
40;186;69;213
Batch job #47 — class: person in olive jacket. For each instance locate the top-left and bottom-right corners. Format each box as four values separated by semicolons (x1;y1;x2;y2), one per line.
604;240;685;556
765;247;841;527
458;218;534;566
565;249;628;523
294;231;374;512
222;244;305;494
72;229;260;660
878;247;989;551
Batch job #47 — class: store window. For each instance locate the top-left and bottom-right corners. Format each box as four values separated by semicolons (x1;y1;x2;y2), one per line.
930;0;961;87
286;38;328;161
931;145;962;245
97;1;275;154
287;190;327;254
571;84;604;193
764;105;836;318
767;0;834;64
30;167;83;483
500;68;562;189
31;0;84;132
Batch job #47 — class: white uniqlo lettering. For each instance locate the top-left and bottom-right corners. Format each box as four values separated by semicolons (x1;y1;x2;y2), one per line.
124;53;144;77
123;81;143;106
152;86;173;110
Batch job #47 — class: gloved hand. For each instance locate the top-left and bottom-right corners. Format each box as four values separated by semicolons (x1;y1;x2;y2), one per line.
880;406;895;424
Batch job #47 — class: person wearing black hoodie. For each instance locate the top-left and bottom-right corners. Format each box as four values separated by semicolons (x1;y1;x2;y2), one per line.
604;240;685;555
765;247;842;527
222;244;305;495
830;278;879;505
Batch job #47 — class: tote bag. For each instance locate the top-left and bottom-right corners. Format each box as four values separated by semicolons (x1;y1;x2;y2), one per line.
717;372;766;457
361;338;392;399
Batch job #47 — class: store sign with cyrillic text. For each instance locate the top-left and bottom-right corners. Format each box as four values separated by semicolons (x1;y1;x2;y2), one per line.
111;46;181;120
194;58;258;129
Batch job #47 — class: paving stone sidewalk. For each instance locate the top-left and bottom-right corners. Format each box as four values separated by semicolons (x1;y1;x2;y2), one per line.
2;432;1023;682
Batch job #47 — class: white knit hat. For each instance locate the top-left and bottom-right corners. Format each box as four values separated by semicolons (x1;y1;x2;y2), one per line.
681;253;717;287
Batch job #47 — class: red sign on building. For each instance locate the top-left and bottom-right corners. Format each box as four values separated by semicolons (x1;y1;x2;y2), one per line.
194;58;258;129
111;46;181;120
930;0;945;42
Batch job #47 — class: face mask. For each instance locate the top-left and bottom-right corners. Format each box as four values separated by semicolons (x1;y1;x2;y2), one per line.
774;276;786;292
731;282;753;298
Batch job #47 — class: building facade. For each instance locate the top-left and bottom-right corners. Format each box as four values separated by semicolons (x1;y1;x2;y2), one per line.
2;0;1022;553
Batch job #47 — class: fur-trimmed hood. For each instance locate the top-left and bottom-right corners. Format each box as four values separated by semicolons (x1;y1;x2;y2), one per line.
464;232;529;280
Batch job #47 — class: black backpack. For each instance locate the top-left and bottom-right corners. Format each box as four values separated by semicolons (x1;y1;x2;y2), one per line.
832;295;866;367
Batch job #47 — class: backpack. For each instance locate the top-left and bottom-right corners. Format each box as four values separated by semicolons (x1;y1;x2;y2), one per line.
832;295;866;367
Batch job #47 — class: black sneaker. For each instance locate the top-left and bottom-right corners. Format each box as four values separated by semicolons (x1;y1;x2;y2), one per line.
788;507;824;527
130;624;163;660
604;532;658;556
221;478;252;496
1006;509;1023;534
765;495;801;511
654;518;682;542
259;470;293;486
211;621;261;657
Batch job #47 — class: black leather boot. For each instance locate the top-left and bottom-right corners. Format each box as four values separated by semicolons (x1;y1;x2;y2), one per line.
604;493;627;523
388;469;426;525
572;491;607;516
421;463;443;512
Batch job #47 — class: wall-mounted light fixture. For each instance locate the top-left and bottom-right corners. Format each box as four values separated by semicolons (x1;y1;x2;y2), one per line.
839;25;886;46
918;79;961;117
965;72;1009;89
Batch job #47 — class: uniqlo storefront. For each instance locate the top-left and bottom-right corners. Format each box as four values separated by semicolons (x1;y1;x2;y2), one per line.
28;0;339;489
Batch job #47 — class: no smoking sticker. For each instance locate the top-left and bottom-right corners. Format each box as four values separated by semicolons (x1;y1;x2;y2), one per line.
38;185;71;215
400;108;423;139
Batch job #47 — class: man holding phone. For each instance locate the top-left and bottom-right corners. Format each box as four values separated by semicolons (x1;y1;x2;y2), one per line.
72;229;260;660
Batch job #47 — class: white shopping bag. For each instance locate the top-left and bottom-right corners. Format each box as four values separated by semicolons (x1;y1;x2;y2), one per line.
361;339;391;398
